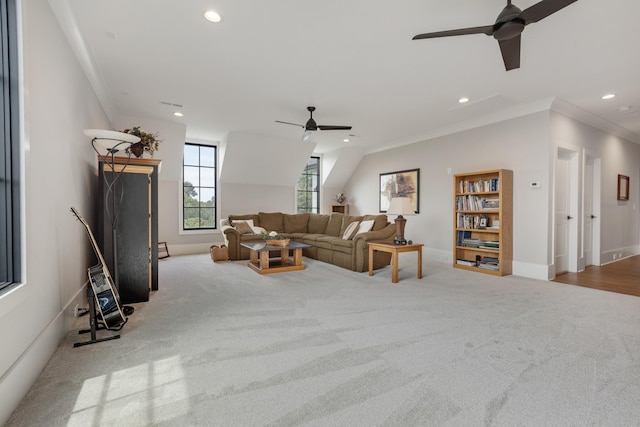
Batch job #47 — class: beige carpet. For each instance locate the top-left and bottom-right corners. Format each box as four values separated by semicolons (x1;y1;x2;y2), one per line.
6;254;640;426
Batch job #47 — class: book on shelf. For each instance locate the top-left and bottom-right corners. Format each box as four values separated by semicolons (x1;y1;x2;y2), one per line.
479;241;499;250
456;259;476;266
456;230;472;246
462;238;481;248
481;198;499;209
479;263;499;271
459;178;500;194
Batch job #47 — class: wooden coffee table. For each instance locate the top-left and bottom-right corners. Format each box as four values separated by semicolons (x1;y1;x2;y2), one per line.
241;241;311;274
368;241;424;283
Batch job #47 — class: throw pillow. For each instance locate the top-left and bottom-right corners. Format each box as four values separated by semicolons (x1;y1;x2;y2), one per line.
233;221;254;235
253;226;266;235
342;221;360;240
355;219;375;235
231;219;254;228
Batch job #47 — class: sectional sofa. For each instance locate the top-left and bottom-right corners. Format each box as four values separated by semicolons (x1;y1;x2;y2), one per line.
219;211;396;272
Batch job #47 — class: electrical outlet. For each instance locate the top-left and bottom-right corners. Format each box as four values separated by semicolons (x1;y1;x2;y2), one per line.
74;304;80;317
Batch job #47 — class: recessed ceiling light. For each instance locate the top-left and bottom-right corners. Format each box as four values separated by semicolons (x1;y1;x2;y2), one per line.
601;93;616;100
343;138;350;143
204;10;222;23
174;112;184;117
458;97;470;104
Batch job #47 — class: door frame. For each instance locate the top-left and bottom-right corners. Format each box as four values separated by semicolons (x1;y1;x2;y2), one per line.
583;153;601;267
552;144;581;275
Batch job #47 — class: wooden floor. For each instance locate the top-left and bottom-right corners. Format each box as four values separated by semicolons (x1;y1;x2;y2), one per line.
553;255;640;297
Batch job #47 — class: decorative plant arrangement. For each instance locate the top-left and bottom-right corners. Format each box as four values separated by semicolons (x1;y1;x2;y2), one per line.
259;230;290;247
335;192;346;204
123;126;161;157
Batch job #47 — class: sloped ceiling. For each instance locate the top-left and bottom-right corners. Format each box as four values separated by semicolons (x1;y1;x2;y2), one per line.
219;131;315;186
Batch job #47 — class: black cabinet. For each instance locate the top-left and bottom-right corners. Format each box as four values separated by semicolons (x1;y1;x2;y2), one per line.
97;157;161;303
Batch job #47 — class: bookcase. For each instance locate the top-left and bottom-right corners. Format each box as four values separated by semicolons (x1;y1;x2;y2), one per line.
453;169;512;276
331;204;349;215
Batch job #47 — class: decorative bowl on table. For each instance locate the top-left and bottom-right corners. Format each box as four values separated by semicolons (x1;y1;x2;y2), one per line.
260;230;289;247
266;238;290;247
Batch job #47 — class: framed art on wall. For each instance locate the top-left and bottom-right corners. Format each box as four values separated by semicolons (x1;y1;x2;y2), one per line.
617;174;629;201
379;168;419;213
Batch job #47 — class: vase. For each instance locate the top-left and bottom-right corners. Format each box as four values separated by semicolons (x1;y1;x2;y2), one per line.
129;142;145;158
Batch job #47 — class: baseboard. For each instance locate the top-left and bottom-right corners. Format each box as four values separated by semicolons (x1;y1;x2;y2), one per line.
424;247;452;264
601;245;640;265
166;242;222;256
0;314;65;426
512;260;552;281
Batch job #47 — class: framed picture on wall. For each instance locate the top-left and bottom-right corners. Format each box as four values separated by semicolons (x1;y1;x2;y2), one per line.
379;168;419;213
617;174;629;201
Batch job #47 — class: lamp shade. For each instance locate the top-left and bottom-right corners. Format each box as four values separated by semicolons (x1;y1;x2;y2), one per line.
386;197;414;216
84;129;140;149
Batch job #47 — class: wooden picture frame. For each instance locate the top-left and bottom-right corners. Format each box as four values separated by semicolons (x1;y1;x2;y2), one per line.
379;168;420;213
617;174;629;201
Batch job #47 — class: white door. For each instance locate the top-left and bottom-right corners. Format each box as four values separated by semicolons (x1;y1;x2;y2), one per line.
584;158;594;266
555;154;571;273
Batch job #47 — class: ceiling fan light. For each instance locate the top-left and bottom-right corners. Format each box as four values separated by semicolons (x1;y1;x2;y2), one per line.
302;130;312;141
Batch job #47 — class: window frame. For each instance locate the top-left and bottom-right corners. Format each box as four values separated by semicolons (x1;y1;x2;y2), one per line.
181;142;217;232
0;0;20;292
296;156;320;214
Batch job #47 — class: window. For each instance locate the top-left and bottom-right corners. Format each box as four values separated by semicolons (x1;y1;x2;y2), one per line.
297;156;320;213
183;143;217;230
0;0;20;291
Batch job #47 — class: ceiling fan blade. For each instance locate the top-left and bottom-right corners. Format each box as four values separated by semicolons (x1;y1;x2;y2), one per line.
275;120;304;128
412;25;494;40
519;0;578;25
498;35;521;71
317;125;353;131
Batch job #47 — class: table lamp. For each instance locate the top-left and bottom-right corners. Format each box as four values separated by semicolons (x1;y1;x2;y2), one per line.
386;196;415;245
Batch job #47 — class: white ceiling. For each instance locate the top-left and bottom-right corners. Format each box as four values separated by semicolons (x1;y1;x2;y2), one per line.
52;0;640;153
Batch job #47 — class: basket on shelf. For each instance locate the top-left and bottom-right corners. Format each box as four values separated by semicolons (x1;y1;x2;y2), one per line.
266;239;290;247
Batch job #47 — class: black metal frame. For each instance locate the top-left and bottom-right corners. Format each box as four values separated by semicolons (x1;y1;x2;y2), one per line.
0;0;20;291
379;168;420;213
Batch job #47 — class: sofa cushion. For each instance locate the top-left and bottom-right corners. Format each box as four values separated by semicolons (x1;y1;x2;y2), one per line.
315;235;338;250
258;212;285;232
332;238;354;254
233;220;254;235
325;214;344;237
339;215;364;236
308;214;330;234
229;214;260;227
362;214;388;231
284;213;309;233
342;221;360;240
355;219;375;235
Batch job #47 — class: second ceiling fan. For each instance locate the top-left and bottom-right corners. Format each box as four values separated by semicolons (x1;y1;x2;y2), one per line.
412;0;579;71
276;106;352;140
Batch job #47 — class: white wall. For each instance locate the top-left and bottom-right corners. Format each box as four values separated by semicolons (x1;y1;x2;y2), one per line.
344;112;553;278
550;112;640;263
0;1;111;423
110;114;219;254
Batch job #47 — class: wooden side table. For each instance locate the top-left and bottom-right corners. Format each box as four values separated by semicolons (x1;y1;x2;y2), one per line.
368;242;424;283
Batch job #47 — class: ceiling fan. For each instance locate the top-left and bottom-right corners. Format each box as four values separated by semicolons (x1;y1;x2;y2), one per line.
412;0;579;71
276;106;352;140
